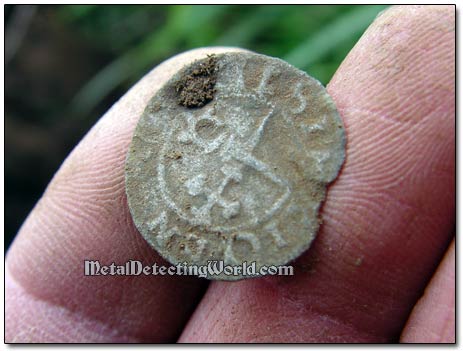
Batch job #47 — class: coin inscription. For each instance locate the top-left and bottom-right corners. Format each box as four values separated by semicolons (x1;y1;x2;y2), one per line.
125;52;346;280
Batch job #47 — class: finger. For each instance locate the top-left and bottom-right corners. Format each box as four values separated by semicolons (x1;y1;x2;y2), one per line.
400;239;455;343
5;47;244;342
179;5;455;342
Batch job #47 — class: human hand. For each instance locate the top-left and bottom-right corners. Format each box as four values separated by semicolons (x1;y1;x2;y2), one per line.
5;5;455;343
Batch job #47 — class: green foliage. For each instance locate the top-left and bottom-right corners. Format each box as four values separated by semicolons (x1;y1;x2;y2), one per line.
59;5;388;117
284;6;387;71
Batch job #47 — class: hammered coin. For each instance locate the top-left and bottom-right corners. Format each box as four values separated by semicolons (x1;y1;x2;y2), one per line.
125;52;346;280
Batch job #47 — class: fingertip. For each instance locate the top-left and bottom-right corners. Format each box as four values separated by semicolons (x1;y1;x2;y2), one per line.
400;239;455;343
6;46;246;342
178;9;455;342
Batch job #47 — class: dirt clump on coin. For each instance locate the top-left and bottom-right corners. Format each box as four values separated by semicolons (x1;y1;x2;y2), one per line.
175;54;218;108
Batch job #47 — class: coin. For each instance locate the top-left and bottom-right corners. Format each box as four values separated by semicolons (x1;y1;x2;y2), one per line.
125;52;346;280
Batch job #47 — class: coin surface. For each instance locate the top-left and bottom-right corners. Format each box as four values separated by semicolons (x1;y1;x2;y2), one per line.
125;52;345;280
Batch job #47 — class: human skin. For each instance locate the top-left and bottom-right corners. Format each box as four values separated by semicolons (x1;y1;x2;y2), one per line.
5;5;455;343
400;239;455;342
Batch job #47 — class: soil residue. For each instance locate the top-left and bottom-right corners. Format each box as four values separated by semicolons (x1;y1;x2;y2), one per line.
175;54;218;108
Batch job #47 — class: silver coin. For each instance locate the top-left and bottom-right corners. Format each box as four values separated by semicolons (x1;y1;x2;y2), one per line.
125;52;345;280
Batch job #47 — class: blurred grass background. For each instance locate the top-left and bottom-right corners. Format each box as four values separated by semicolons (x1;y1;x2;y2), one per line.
5;4;388;250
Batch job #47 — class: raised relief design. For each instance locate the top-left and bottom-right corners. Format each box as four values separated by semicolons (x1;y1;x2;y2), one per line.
223;232;261;265
158;66;292;235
